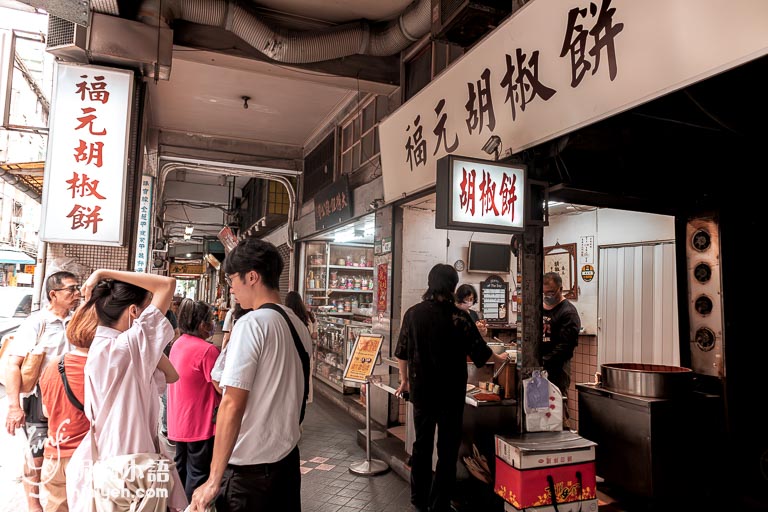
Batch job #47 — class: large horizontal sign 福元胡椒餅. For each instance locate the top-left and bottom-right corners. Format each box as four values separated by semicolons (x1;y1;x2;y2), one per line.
379;0;768;204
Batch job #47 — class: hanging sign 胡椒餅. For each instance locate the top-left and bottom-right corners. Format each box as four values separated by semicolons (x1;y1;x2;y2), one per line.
436;155;526;234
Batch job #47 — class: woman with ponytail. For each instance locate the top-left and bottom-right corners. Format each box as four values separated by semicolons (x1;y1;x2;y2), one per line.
65;270;187;512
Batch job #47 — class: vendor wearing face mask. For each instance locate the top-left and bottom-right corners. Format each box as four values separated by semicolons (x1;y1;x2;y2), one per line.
456;284;488;337
541;272;581;410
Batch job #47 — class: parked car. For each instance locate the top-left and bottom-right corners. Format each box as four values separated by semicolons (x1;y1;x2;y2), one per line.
0;286;33;339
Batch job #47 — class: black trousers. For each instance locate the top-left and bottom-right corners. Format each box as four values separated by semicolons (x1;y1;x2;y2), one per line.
215;445;301;512
174;436;215;502
411;400;464;512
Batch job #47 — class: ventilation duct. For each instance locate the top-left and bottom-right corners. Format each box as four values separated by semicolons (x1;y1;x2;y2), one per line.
140;0;431;64
46;12;173;80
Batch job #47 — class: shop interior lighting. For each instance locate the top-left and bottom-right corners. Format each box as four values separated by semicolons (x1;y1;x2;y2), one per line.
183;233;191;240
184;225;194;235
333;228;356;243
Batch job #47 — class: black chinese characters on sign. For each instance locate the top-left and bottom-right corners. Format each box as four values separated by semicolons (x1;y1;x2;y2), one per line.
400;0;624;169
314;176;353;231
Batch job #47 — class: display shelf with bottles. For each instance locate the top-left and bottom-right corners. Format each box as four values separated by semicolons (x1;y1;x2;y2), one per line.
301;242;375;322
303;241;330;315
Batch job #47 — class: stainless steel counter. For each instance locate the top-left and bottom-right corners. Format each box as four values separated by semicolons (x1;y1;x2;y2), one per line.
576;383;723;503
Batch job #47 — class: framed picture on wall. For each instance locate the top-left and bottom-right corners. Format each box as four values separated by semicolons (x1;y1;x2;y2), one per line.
544;243;578;300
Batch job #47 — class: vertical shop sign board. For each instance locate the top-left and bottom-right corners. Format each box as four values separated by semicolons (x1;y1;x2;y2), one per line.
481;274;509;324
40;63;134;245
134;176;153;272
377;263;388;312
344;334;385;383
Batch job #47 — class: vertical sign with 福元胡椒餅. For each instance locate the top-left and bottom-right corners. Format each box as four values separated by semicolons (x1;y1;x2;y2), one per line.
40;63;134;245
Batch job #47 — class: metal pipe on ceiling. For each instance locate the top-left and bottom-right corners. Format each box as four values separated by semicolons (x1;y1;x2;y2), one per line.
139;0;430;64
157;157;297;248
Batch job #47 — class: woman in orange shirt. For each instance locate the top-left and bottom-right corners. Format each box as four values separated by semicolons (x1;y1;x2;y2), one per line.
38;317;91;511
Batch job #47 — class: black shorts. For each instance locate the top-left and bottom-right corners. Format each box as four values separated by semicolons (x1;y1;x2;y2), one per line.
22;390;48;458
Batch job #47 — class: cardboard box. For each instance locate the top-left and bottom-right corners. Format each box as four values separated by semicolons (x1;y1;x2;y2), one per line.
495;457;596;509
504;498;599;512
495;431;596;469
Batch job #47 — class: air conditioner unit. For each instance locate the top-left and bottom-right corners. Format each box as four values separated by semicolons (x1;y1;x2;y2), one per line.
46;13;173;80
431;0;512;47
47;14;88;62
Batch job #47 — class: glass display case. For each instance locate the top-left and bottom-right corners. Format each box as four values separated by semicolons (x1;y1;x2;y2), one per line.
314;315;372;392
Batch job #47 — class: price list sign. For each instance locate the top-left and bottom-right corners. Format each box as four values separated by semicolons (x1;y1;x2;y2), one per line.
480;274;509;323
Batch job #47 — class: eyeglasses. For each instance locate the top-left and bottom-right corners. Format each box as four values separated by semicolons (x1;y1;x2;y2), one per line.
224;274;235;287
53;285;81;294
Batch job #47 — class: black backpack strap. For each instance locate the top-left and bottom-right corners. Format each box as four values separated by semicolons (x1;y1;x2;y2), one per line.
259;303;310;423
58;354;84;412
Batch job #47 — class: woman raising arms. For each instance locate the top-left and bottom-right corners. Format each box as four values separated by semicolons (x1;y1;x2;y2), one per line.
66;270;187;512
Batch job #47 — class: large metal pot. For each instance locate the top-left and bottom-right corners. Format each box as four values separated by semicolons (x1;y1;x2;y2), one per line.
601;363;693;398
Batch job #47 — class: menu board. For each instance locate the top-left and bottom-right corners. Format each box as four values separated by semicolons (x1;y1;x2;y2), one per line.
343;333;384;383
480;274;509;324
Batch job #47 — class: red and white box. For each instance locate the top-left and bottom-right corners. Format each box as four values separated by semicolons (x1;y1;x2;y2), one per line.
494;432;597;510
495;458;596;509
495;431;596;470
503;498;599;512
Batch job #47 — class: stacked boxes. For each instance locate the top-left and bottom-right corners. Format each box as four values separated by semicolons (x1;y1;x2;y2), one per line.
494;431;597;512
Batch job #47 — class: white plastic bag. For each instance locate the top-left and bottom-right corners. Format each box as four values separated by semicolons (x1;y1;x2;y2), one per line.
523;370;563;432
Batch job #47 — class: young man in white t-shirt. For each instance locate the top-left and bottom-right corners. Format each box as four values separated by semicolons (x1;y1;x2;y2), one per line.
190;238;311;512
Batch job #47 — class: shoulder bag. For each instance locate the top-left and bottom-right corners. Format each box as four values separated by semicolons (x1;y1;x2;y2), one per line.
58;354;84;411
259;303;311;423
0;320;47;393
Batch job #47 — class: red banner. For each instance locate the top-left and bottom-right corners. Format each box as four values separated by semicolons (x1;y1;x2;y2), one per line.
377;263;388;312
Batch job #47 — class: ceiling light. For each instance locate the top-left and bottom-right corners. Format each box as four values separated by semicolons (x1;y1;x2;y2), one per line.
183;234;191;240
186;253;192;258
185;225;194;235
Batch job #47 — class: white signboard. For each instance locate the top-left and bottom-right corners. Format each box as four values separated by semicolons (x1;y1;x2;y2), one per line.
134;176;154;272
380;0;768;203
40;63;134;245
436;156;526;233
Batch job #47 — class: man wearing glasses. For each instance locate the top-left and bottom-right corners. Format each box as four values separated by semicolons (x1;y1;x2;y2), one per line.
4;270;81;512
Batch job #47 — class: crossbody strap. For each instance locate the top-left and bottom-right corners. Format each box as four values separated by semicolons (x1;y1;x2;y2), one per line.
58;354;84;411
258;303;310;423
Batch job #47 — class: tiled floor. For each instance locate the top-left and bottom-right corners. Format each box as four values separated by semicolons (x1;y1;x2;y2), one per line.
299;394;413;512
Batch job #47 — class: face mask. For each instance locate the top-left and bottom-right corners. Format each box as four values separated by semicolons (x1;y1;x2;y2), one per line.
543;295;559;306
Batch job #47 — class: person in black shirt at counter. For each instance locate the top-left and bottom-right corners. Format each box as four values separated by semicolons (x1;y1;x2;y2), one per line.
541;271;582;417
395;264;508;512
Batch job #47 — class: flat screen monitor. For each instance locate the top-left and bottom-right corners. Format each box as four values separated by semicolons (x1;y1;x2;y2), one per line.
467;241;511;274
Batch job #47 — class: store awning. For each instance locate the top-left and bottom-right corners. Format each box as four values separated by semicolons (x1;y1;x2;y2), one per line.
0;161;45;203
0;249;35;265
